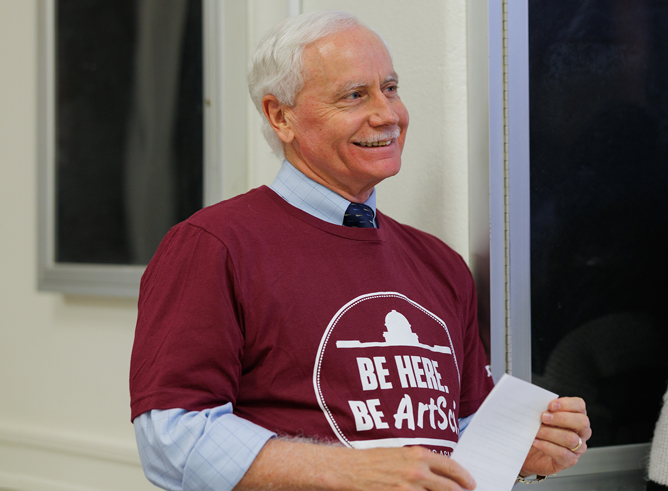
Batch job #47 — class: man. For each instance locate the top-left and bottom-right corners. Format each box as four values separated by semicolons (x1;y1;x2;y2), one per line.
130;10;591;491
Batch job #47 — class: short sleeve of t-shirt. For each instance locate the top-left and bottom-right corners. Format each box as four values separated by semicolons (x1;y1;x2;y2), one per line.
129;222;245;421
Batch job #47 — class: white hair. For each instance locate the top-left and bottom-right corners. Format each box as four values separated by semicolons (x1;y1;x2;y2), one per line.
247;10;388;156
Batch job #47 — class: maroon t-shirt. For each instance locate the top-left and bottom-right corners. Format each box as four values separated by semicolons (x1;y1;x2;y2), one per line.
130;186;493;455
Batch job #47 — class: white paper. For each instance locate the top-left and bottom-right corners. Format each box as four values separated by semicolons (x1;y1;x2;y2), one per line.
451;374;557;491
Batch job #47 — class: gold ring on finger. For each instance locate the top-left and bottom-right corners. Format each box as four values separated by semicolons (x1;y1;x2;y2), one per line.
570;437;582;452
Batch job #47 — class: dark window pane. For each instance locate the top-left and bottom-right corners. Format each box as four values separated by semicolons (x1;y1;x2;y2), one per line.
529;0;668;447
56;0;203;265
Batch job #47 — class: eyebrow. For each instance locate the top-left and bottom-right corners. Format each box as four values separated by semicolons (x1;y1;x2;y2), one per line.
384;73;399;85
337;73;400;95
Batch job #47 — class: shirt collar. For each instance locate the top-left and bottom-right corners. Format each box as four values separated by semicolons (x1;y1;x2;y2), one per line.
270;160;377;226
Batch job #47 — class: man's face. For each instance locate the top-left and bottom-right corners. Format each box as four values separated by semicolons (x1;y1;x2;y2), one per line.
282;27;409;202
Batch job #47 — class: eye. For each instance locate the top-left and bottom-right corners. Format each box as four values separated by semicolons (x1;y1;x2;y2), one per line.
385;84;399;93
346;91;362;99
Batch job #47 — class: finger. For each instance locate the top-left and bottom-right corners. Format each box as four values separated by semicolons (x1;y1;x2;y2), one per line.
419;449;476;490
532;435;585;468
433;474;477;491
548;397;587;414
535;425;588;455
541;410;592;440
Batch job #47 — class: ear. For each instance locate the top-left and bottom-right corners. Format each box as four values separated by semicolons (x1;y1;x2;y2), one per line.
262;95;295;144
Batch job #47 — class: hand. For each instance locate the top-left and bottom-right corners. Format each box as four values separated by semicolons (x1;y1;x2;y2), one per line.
236;439;477;491
336;446;476;491
520;397;592;477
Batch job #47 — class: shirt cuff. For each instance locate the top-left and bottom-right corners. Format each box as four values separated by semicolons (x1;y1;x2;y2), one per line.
135;404;275;491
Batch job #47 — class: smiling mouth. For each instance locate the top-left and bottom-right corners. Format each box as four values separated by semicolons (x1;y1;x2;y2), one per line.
354;140;393;147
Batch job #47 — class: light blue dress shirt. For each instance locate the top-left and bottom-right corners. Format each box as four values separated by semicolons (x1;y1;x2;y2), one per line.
134;160;472;491
270;159;377;226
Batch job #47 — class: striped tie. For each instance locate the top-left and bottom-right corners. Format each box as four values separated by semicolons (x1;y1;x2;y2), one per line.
343;203;376;228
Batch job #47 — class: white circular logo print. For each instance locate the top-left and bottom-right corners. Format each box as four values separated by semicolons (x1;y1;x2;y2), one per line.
313;292;461;454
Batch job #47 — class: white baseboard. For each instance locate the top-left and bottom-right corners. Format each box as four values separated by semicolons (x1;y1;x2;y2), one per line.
0;420;140;466
0;471;97;491
0;421;153;491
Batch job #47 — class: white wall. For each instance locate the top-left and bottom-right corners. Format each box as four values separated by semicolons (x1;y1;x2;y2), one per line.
0;1;481;489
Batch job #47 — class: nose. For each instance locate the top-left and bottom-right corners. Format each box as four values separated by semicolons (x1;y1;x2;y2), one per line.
368;92;400;127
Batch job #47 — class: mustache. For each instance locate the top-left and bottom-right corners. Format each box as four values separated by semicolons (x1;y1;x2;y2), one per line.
355;128;401;144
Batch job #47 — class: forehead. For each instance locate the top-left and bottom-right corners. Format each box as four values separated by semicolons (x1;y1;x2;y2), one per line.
300;27;395;92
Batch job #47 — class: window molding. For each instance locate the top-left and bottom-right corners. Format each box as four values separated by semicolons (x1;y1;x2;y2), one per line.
36;0;143;297
486;0;507;384
504;0;532;382
37;0;231;297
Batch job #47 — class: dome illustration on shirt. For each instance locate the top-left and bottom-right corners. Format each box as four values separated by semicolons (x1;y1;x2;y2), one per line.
336;309;452;354
314;292;461;454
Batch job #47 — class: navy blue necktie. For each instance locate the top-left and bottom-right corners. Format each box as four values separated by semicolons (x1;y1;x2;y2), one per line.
343;203;376;228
